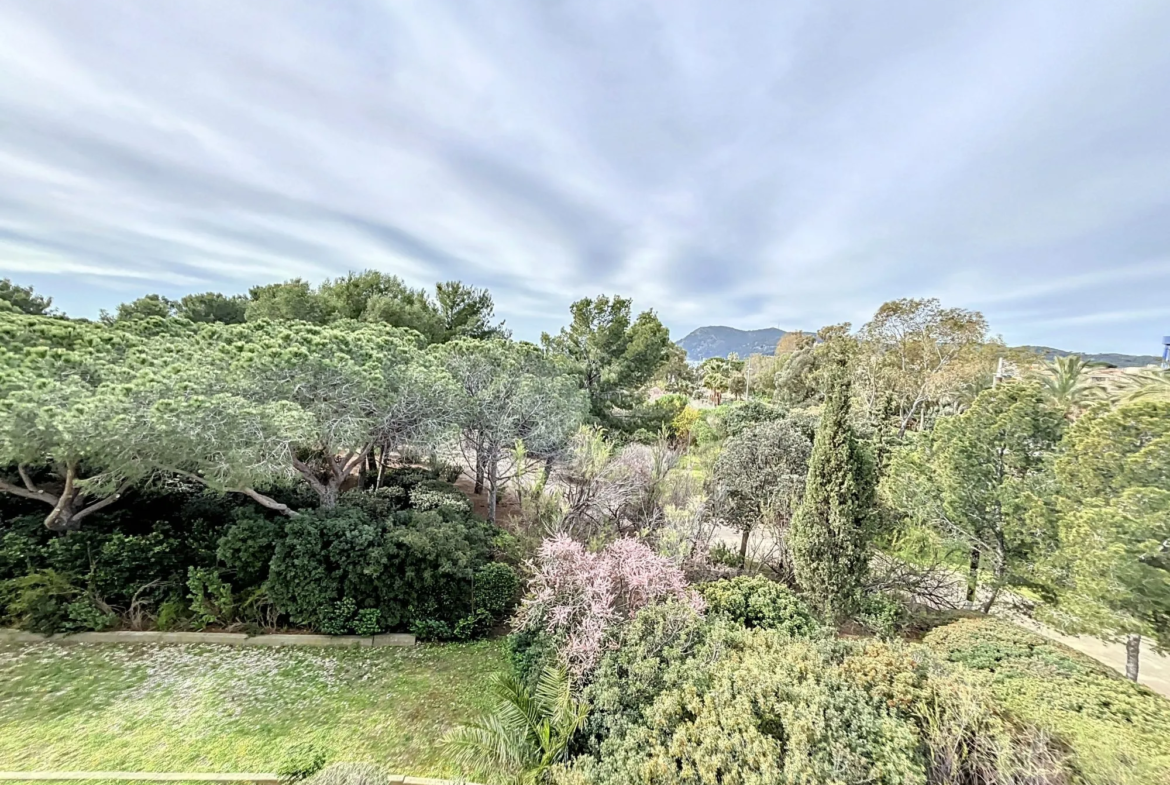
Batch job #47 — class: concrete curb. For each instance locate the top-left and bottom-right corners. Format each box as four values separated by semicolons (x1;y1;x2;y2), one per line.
0;629;415;648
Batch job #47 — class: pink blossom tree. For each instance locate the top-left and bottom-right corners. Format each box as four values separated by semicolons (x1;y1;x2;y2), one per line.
516;534;704;676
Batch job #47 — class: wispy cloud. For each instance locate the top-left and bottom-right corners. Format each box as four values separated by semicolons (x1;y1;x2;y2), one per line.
0;1;1167;353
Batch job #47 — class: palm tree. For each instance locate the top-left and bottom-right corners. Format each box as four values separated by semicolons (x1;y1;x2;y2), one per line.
1029;355;1106;414
444;663;588;785
1122;367;1170;402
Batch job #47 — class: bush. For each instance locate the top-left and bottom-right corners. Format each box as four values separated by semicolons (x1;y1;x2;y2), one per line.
698;575;820;637
267;505;494;633
474;562;519;621
925;617;1170;784
855;592;909;639
507;626;560;690
187;567;234;628
408;479;470;512
1;570;80;633
216;509;284;586
278;742;327;784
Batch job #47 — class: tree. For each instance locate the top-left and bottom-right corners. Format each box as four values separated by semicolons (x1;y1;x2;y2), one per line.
882;382;1064;611
173;292;248;324
321;270;445;341
709;420;812;568
103;294;174;323
0;313;149;529
444;663;588;785
541;295;672;421
702;370;728;405
245;279;330;324
1029;355;1106;415
0;279;53;315
443;340;586;521
727;372;747;400
1123;367;1170;403
789;364;876;621
435;280;509;341
856;298;989;437
1038;401;1170;680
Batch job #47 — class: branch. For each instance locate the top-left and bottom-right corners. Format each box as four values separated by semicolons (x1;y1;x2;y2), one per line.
17;465;39;493
164;468;300;518
291;456;329;497
71;482;132;525
0;476;58;506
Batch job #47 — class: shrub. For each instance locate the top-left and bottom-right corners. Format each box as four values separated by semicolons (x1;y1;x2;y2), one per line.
925;617;1170;784
353;608;381;636
320;597;358;636
267;506;494;632
187;567;234;628
408;479;470;512
216;509;284;586
515;535;704;677
698;575;820;637
855;592;909;639
475;562;520;621
559;633;925;785
507;626;560;690
1;570;80;633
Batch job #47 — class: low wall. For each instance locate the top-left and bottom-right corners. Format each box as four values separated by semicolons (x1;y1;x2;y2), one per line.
0;629;415;647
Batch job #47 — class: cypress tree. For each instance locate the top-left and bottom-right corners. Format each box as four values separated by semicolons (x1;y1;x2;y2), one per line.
789;362;875;621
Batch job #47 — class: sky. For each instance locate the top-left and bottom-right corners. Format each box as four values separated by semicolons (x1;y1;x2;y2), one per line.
1;2;1168;354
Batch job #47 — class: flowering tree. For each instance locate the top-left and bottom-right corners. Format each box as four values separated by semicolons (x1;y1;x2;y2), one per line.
516;534;703;676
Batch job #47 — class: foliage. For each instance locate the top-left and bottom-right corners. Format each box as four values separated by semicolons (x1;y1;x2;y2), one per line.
541;295;673;423
445;662;589;785
174;292;248;324
1028;355;1106;414
1;570;80;633
882;381;1064;609
187;567;235;628
709;419;811;566
790;364;876;621
266;505;493;632
217;509;286;585
698;575;820;637
854;592;909;639
0;278;53;315
924;617;1170;784
1037;401;1170;654
476;562;521;621
515;534;703;677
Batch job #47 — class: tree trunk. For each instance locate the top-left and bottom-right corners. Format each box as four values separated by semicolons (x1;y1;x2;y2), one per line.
1126;634;1141;681
965;547;980;607
487;454;498;524
739;527;751;571
474;450;485;495
541;454;555;484
0;462;127;531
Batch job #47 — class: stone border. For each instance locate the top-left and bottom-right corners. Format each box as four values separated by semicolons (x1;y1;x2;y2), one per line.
0;773;471;785
0;629;414;647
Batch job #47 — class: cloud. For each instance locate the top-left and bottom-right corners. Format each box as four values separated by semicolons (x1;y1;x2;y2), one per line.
0;0;1167;353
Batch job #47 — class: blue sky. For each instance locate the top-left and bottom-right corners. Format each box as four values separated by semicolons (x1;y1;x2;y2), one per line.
1;1;1168;353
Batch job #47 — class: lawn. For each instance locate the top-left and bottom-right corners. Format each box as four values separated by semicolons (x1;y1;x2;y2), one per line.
0;639;507;778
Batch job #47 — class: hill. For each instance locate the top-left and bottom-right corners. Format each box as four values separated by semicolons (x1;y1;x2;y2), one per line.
676;326;787;361
677;326;1162;368
1020;345;1161;368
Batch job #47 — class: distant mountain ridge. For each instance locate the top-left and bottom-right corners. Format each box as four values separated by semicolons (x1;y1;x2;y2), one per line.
1019;346;1161;369
677;326;1161;368
676;326;788;361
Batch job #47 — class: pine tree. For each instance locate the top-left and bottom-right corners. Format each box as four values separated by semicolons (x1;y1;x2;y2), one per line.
789;362;875;621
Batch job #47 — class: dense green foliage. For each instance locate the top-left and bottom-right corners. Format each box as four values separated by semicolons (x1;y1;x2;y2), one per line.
924;618;1170;783
698;575;820;637
789;366;876;620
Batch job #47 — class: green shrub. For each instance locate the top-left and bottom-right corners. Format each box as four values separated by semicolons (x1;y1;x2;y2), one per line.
562;632;926;785
474;562;519;621
65;597;117;631
698;575;820;637
186;567;234;628
267;506;494;632
353;608;381;636
1;570;80;633
925;617;1170;784
408;480;470;512
855;592;909;639
216;510;284;586
155;596;191;631
320;598;358;636
507;626;560;690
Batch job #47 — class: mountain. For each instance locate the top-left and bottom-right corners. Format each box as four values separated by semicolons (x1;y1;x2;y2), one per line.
677;326;1163;368
677;326;788;361
1019;346;1162;369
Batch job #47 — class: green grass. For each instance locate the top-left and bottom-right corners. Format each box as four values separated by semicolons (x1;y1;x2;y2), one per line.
0;640;506;778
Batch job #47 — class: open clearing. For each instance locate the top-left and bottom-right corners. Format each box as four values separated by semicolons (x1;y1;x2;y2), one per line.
0;640;505;779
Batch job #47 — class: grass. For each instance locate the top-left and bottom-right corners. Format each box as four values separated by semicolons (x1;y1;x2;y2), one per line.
0;639;507;779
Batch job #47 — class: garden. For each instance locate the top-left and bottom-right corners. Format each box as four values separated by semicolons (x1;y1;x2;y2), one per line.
2;275;1169;785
